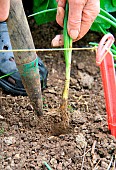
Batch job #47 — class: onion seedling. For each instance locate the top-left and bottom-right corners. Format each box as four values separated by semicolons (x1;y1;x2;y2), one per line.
59;1;73;128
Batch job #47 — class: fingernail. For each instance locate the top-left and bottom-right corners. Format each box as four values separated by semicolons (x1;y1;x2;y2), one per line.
70;30;79;39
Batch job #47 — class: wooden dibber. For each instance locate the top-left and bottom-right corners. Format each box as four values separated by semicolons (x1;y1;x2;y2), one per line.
7;0;43;116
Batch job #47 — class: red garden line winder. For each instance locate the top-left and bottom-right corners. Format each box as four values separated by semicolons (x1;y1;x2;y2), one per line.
96;33;116;138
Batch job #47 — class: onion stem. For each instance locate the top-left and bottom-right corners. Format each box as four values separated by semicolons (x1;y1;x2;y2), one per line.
62;1;72;103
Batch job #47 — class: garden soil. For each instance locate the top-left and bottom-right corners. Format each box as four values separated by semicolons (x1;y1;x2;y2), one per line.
0;2;116;170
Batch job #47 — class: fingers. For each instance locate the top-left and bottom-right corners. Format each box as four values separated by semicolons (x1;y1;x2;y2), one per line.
77;0;100;40
56;7;65;27
56;0;66;27
56;0;87;39
68;0;87;39
51;35;63;47
54;0;100;46
0;0;10;21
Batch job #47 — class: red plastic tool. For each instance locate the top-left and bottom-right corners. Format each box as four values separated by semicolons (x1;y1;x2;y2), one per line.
96;33;116;138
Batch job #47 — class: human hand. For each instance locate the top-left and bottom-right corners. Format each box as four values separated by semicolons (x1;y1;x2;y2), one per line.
52;0;100;46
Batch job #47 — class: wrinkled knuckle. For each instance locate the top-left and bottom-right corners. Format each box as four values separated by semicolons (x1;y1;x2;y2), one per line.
69;0;87;6
83;9;99;23
69;19;81;28
84;0;100;20
82;14;94;24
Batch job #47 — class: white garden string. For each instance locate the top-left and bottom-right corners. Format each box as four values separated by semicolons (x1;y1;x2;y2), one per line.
0;47;97;52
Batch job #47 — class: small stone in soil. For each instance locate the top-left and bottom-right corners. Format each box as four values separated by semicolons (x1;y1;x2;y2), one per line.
4;136;16;145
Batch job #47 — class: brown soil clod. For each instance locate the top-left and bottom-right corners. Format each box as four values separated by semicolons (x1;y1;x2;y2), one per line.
38;107;70;136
